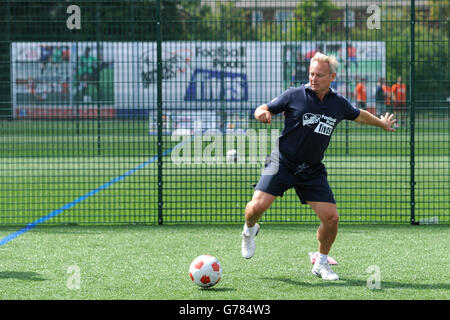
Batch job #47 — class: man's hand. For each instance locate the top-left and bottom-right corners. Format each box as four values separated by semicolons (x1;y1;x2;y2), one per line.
380;112;397;132
355;110;397;132
254;105;273;124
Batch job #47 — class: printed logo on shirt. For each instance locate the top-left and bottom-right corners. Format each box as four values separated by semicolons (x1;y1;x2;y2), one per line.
314;122;334;136
302;113;321;127
303;113;337;136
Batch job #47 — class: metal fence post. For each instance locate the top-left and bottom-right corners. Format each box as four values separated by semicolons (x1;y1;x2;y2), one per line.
344;2;349;155
96;2;101;156
156;0;164;225
410;0;417;224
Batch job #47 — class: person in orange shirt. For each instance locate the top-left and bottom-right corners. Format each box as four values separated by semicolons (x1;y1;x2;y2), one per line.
355;78;367;110
392;76;407;126
382;79;392;113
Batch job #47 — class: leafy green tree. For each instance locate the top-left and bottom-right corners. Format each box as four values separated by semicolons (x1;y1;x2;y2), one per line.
292;0;339;40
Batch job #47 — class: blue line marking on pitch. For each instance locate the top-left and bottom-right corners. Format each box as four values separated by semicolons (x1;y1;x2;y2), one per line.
0;146;177;247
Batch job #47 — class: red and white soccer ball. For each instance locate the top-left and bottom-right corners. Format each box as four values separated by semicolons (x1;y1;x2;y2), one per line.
189;255;222;288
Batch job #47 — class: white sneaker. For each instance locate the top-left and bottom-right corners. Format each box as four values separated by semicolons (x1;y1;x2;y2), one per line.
241;223;260;259
312;261;339;280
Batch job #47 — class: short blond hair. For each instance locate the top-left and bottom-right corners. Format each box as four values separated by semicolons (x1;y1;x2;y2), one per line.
310;52;339;74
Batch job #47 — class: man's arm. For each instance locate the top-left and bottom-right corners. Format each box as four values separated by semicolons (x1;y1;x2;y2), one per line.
354;110;396;132
254;104;273;124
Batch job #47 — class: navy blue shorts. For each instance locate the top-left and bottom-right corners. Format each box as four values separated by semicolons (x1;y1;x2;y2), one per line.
254;152;336;204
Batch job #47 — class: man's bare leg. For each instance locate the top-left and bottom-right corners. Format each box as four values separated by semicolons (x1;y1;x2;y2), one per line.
245;190;277;227
241;191;276;258
308;201;340;280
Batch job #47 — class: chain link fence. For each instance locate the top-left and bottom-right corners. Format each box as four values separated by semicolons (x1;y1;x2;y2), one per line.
0;0;448;225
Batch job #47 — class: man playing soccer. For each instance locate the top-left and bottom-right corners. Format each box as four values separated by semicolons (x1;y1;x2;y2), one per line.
241;52;396;280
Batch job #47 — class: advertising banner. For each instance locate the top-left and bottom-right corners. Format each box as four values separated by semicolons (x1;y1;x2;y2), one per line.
11;41;385;123
11;42;115;119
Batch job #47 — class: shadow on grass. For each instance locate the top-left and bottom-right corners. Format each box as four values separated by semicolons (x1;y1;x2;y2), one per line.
0;271;46;281
199;287;236;292
261;277;450;291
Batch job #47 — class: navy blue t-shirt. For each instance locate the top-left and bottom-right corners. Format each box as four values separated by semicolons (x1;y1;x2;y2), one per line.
267;84;360;167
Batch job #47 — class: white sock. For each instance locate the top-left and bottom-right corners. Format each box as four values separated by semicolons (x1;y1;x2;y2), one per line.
317;252;328;264
243;223;257;236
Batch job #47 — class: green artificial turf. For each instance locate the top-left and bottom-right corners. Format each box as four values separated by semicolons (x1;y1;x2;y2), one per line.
0;224;448;300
